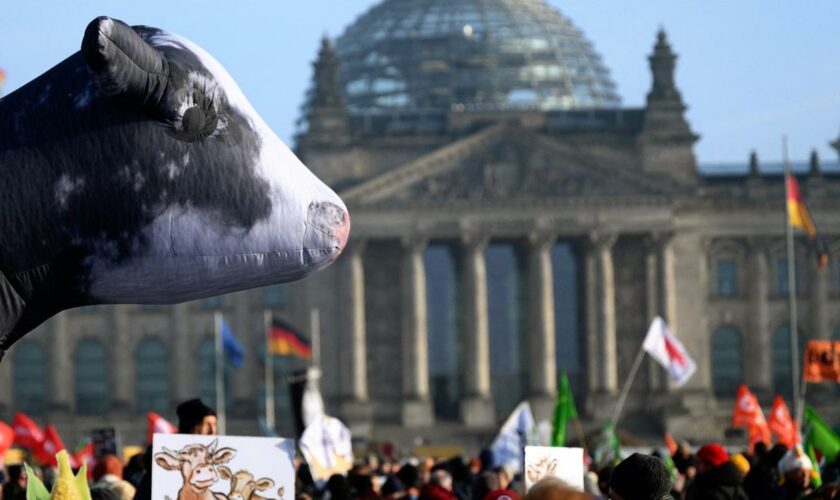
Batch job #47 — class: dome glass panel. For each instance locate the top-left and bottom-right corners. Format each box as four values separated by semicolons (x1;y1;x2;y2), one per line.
335;0;620;113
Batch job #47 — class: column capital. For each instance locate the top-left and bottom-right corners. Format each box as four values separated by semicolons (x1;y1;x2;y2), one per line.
746;236;772;254
527;231;558;250
643;231;674;251
401;233;429;253
587;231;618;251
345;238;368;256
461;232;491;251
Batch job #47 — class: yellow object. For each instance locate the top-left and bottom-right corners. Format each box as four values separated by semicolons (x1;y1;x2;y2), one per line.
730;453;750;477
122;445;145;463
25;450;91;500
5;448;25;465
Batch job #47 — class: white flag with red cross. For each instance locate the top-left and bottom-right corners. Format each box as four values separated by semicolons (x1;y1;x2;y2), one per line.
642;316;696;387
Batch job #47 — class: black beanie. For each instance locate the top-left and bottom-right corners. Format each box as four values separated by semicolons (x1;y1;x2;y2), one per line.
176;398;216;433
609;453;672;500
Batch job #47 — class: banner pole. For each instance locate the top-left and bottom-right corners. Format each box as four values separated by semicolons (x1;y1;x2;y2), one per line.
264;310;275;431
214;311;226;435
610;344;646;426
784;137;803;428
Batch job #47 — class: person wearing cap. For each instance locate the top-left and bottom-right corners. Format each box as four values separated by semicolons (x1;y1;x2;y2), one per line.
176;398;218;435
773;446;814;500
684;444;747;500
608;453;673;500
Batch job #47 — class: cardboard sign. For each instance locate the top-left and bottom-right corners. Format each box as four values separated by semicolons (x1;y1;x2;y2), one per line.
152;434;295;500
524;446;584;491
91;427;119;459
803;340;840;383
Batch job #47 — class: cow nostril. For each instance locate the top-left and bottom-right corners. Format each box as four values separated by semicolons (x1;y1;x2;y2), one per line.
307;201;350;251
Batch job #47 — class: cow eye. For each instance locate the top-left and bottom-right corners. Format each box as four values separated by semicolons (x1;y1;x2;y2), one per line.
168;92;219;143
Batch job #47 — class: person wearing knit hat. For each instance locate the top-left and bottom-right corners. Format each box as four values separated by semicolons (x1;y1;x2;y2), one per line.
608;453;672;500
685;444;748;500
729;454;750;478
176;398;218;434
774;446;814;499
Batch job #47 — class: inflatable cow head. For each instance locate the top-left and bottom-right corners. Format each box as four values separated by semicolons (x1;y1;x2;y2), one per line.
0;17;349;357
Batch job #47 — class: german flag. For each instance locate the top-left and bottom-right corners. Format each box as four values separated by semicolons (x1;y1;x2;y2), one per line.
787;174;829;270
268;318;312;359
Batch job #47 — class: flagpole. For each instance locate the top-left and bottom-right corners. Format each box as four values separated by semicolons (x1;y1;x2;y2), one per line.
264;310;275;431
214;311;227;435
310;308;321;368
610;344;646;427
784;137;804;429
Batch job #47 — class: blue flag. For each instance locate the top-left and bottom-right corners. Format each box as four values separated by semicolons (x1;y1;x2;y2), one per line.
221;318;244;368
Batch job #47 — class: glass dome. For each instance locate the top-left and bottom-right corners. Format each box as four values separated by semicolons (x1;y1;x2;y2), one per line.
334;0;621;114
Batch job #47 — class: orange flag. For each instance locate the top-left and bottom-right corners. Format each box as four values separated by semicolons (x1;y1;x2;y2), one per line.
664;432;678;455
732;385;771;449
768;395;798;448
803;340;840;383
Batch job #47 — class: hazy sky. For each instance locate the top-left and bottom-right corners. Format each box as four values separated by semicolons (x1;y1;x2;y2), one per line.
2;1;839;165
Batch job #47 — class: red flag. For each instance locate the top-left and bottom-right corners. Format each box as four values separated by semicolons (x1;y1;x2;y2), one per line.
36;425;67;466
147;412;177;444
0;421;14;455
12;412;44;450
732;385;771;450
768;395;799;448
664;432;678;456
72;440;96;472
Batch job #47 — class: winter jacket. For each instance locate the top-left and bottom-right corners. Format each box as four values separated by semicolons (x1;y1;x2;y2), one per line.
684;462;749;500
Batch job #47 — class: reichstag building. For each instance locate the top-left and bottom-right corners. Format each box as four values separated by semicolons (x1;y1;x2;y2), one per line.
3;0;840;450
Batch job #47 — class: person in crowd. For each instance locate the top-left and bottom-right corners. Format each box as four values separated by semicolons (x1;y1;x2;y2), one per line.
729;453;750;479
743;443;787;500
122;453;145;489
524;476;593;500
176;398;218;435
92;454;135;500
608;452;673;500
472;470;502;500
773;446;815;500
327;473;353;500
684;443;747;500
484;487;521;500
2;465;27;500
419;469;456;500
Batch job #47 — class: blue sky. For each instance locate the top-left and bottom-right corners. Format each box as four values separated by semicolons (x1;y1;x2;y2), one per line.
2;1;839;164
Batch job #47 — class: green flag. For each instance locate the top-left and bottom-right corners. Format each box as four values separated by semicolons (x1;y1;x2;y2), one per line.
551;373;578;446
806;442;823;489
805;405;840;460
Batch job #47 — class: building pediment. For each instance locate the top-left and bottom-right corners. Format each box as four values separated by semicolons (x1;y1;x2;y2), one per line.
340;123;684;208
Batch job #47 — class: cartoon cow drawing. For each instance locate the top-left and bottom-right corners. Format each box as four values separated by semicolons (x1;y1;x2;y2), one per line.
0;16;349;360
155;439;236;500
218;467;280;500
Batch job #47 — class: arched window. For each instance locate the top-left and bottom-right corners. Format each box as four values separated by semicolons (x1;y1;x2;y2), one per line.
75;340;109;414
486;242;525;418
13;343;47;415
197;337;217;406
136;338;169;414
711;326;742;397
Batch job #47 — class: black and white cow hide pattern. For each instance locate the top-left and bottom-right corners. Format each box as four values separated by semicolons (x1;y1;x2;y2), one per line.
0;17;349;359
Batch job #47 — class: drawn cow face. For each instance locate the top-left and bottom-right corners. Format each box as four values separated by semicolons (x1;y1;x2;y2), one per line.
155;439;236;492
219;467;275;500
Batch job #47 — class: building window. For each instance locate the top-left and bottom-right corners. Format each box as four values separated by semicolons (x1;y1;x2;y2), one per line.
716;260;738;297
485;242;525;419
262;285;287;308
75;340;109;414
196;337;232;409
13;343;47;415
425;243;461;421
136;339;169;414
776;259;790;296
553;243;583;397
711;326;742;398
773;325;793;400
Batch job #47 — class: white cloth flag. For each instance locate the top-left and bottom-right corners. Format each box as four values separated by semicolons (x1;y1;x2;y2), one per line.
300;415;354;486
490;401;536;474
642;316;696;387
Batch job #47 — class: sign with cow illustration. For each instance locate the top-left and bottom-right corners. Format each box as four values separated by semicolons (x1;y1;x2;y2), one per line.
152;435;295;500
0;16;349;361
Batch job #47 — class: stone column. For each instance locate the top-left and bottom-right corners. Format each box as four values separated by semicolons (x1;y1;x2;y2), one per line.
231;291;257;418
460;234;495;427
595;233;619;394
110;305;132;413
644;233;676;394
49;313;72;412
527;232;557;421
400;236;434;427
338;240;371;428
170;303;192;408
747;238;772;394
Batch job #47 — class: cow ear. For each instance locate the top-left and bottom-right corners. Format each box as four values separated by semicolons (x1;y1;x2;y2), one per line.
154;451;181;471
81;16;169;110
211;447;237;465
255;478;275;491
218;466;232;480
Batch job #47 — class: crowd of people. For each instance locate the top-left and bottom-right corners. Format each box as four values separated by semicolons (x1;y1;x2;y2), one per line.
1;398;838;500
